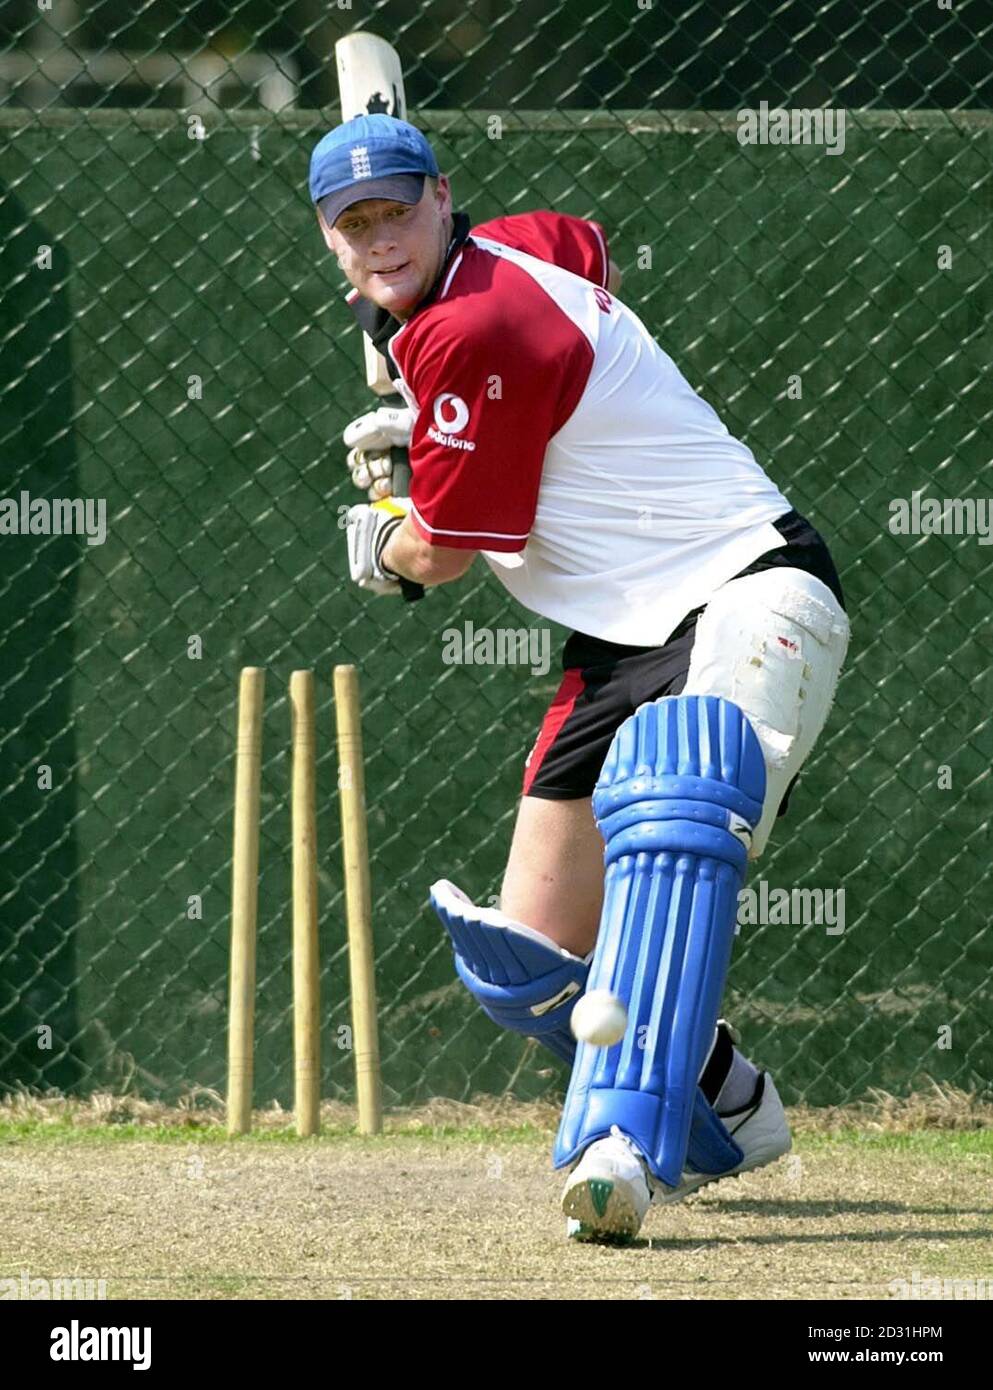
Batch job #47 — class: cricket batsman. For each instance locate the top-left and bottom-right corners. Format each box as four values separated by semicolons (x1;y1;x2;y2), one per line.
310;113;850;1241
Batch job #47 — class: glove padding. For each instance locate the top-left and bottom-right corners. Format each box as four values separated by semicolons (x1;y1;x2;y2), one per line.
346;496;413;597
343;406;413;500
344;404;413;451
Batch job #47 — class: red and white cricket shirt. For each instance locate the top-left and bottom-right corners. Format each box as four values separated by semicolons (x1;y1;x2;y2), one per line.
389;211;790;646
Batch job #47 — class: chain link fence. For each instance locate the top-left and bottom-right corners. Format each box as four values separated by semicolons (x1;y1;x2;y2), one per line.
1;1;991;1111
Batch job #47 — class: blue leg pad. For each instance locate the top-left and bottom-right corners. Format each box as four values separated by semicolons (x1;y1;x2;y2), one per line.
553;695;767;1187
430;880;589;1064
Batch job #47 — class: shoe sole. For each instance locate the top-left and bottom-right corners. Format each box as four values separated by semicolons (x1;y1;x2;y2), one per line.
562;1174;645;1242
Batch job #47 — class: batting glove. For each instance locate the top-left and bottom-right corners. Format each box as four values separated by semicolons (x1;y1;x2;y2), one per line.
346;496;412;596
343;405;413;500
345;446;394;500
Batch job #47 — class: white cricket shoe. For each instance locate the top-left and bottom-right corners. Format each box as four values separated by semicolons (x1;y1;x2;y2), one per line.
652;1071;792;1207
561;1125;651;1242
562;1072;791;1240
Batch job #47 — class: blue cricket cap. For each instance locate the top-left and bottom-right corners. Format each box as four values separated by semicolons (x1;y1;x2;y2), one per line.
309;113;440;225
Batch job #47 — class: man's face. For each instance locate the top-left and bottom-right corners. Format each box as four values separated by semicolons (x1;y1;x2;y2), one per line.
318;176;452;321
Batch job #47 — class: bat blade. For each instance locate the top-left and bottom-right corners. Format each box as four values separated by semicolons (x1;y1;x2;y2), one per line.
362;337;392;398
336;33;406;123
335;32;409;398
335;31;421;598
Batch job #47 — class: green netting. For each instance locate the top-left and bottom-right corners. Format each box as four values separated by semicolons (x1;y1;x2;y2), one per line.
1;2;991;1109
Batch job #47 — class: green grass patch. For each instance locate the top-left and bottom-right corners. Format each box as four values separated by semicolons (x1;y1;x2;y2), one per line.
2;1117;990;1157
0;1118;553;1146
799;1128;993;1158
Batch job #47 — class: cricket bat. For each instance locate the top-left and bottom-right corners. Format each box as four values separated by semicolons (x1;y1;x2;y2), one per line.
335;32;424;602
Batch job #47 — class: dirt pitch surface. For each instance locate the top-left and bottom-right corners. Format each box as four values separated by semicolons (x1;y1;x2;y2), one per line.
2;1095;992;1301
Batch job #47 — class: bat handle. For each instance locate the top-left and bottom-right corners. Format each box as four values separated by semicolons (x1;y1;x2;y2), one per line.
392;457;413;495
399;575;424;604
389;449;424;604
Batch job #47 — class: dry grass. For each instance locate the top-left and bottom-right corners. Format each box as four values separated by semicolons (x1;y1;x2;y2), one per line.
0;1085;562;1135
1;1078;990;1137
790;1080;993;1136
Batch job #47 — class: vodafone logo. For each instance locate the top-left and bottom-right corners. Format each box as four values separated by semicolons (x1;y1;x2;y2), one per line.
433;393;470;434
428;392;476;451
593;287;612;313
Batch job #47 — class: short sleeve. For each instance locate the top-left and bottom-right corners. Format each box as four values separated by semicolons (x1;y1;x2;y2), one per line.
472;211;609;287
400;288;593;551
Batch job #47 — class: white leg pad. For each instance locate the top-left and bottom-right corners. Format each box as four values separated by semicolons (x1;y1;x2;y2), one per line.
680;568;850;858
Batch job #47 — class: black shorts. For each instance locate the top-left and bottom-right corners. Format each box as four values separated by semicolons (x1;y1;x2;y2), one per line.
522;510;846;805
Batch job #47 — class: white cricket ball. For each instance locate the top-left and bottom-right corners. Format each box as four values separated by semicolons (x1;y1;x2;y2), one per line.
570;990;628;1047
